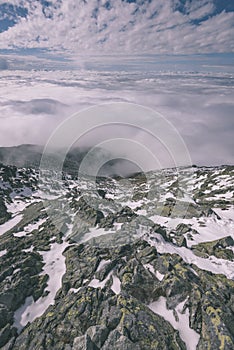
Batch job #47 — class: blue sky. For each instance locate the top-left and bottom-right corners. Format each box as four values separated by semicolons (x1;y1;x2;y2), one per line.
0;1;233;166
0;0;233;59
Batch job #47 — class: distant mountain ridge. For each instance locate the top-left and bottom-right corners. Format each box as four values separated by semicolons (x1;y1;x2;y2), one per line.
0;144;142;177
0;145;44;168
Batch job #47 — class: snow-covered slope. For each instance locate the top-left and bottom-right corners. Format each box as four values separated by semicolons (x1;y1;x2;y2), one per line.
0;162;233;349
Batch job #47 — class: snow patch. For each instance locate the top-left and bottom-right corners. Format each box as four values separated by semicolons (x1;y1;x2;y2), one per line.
148;297;200;350
70;287;81;294
22;246;34;253
0;249;7;257
88;271;112;290
13;218;47;238
111;275;121;294
213;208;234;221
144;263;164;281
96;259;111;272
0;215;23;236
13;240;69;331
6;200;28;214
80;227;115;244
146;234;234;279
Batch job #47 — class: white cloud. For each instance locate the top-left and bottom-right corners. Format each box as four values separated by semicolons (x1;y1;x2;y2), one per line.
0;69;233;166
188;2;214;20
0;0;233;55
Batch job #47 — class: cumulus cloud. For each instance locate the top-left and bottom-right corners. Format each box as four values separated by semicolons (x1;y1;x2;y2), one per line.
0;0;233;55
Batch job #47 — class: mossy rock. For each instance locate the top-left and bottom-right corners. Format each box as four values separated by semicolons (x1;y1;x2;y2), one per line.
192;236;234;261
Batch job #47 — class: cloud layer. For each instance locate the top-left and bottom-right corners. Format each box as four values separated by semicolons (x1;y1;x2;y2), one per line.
0;69;233;166
0;0;233;55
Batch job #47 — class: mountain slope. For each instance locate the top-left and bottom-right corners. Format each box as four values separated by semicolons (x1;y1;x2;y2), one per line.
0;162;233;349
0;145;140;177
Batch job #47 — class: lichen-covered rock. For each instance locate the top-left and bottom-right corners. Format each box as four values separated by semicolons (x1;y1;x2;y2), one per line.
0;163;234;350
192;236;234;261
72;335;98;350
0;324;16;348
101;330;140;350
0;199;11;225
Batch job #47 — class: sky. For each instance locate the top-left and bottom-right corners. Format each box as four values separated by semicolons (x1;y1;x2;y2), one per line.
0;0;234;55
0;1;233;168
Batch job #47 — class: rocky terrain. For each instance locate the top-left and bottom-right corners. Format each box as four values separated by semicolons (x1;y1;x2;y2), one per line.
0;161;233;349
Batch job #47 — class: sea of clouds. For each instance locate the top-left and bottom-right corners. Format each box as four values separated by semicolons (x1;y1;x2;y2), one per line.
0;66;233;167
